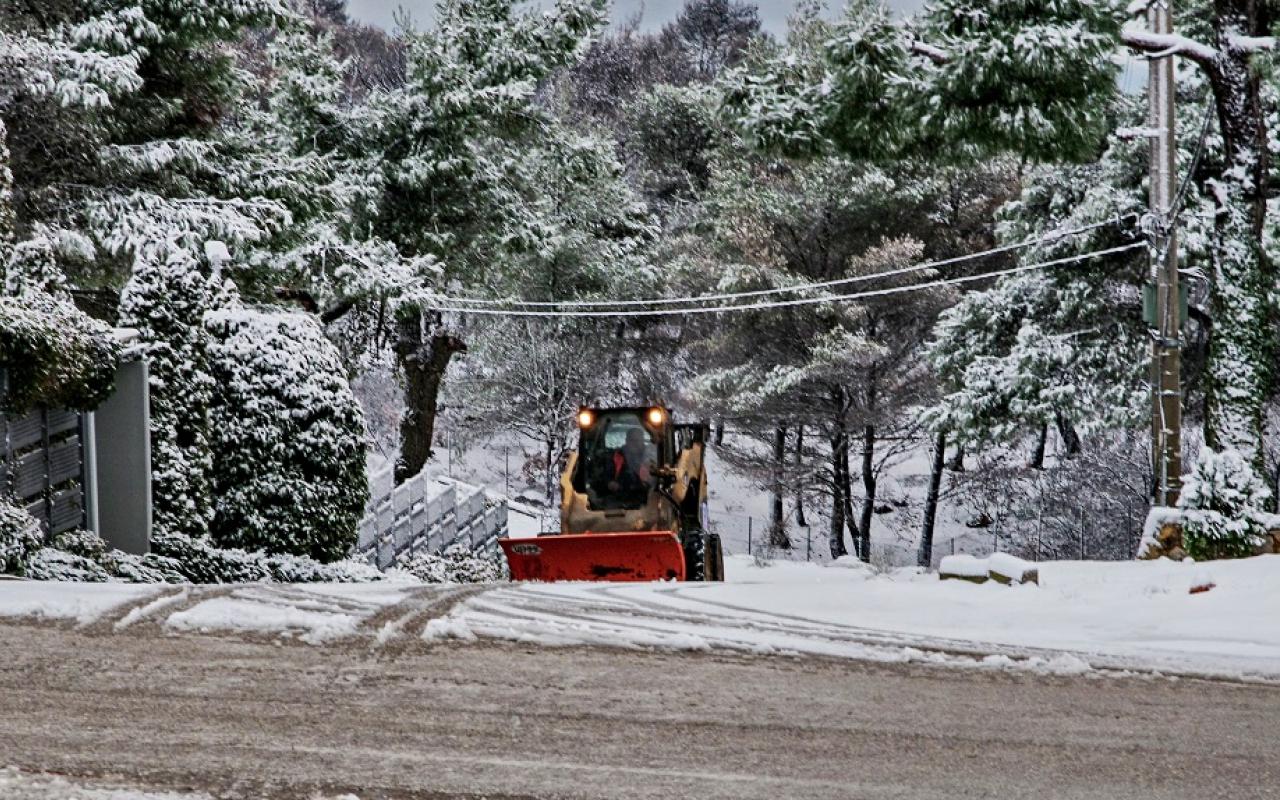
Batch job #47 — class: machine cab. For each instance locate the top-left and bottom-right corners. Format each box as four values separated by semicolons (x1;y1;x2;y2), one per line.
571;406;673;511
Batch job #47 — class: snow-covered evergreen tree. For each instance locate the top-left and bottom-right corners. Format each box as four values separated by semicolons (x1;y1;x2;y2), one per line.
205;306;367;561
118;250;229;539
347;0;612;482
1179;447;1273;559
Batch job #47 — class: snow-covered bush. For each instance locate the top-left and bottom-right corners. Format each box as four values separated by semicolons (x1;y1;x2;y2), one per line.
119;251;227;539
151;530;383;584
0;292;121;413
25;548;111;582
0;502;44;576
403;543;508;584
204;308;368;562
1179;448;1274;560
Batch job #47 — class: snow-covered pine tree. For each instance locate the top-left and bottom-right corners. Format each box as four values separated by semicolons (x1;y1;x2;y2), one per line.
1;1;292;287
349;0;609;483
1179;447;1273;559
205;306;368;562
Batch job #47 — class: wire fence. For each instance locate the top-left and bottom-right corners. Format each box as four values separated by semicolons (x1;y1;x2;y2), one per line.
707;511;1023;570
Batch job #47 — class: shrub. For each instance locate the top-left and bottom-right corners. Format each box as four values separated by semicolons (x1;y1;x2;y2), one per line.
0;502;44;575
0;292;120;414
403;543;508;584
152;530;383;583
118;251;225;539
205;308;368;562
1179;448;1273;560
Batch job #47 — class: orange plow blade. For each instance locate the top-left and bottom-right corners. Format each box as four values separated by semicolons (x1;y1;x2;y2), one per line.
499;531;686;582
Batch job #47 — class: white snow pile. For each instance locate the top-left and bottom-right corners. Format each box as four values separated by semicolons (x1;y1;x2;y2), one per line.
425;554;1280;680
939;552;1038;583
163;584;416;644
0;580;163;624
4;556;1280;681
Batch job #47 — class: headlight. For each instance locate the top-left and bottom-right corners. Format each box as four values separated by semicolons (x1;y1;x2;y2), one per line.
647;407;665;426
577;409;595;428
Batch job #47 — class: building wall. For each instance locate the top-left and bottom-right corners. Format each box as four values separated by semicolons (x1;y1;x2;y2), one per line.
86;359;152;554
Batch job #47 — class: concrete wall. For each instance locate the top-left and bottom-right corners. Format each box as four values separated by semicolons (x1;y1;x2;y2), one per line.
87;359;151;554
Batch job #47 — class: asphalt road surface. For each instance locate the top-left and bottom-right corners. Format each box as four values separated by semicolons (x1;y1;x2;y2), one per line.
1;614;1277;800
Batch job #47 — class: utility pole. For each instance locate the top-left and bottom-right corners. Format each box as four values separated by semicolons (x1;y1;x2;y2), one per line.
1148;0;1182;507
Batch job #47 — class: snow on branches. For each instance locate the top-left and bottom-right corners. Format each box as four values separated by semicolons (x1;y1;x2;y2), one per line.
1179;447;1274;559
205;307;368;562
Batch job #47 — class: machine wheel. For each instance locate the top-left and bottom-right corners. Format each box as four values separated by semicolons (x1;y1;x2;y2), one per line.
682;529;706;581
682;530;724;582
705;533;725;582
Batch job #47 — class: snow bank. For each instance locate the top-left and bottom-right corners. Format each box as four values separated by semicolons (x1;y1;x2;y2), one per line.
163;584;414;644
0;581;162;624
432;554;1280;679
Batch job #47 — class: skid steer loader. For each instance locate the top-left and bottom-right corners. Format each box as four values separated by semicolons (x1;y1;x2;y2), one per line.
499;405;725;582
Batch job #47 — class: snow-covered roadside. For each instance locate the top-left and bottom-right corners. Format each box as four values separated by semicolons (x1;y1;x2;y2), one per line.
428;554;1280;681
3;556;1278;681
0;581;163;625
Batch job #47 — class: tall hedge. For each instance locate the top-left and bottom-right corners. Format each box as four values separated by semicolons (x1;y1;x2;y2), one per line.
0;293;120;414
205;307;368;562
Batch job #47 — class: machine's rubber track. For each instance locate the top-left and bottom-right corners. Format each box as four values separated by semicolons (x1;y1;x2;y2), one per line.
682;531;725;582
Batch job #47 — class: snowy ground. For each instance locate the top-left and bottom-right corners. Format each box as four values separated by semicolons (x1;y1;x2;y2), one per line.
3;555;1278;682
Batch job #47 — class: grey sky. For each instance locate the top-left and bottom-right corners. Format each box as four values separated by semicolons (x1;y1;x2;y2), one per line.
345;0;928;35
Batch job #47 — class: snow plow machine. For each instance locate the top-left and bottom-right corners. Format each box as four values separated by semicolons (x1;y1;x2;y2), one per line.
499;405;725;583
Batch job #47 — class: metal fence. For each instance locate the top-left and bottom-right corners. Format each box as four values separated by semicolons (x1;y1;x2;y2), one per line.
1;406;86;536
356;467;508;571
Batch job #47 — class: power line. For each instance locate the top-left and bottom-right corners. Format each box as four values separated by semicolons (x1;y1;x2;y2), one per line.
435;215;1138;310
425;242;1145;319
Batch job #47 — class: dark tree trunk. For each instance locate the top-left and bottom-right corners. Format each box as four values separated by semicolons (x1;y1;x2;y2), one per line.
947;441;966;472
544;436;555;502
394;310;466;484
856;369;878;563
828;433;846;558
840;430;859;553
770;425;790;547
858;423;875;563
1055;413;1081;456
919;430;947;568
794;425;807;527
714;420;725;445
1029;422;1048;469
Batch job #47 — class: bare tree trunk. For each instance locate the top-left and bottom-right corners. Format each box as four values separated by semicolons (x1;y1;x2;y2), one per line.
394;309;466;484
947;441;966;472
919;430;947;568
1029;422;1048;469
794;425;807;527
714;420;725;446
544;436;555;502
769;425;789;547
829;433;846;558
1055;413;1081;457
841;431;859;553
858;422;875;563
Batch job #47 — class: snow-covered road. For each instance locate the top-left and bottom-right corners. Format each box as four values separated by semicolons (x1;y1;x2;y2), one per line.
2;618;1277;800
2;554;1278;681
